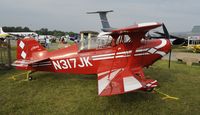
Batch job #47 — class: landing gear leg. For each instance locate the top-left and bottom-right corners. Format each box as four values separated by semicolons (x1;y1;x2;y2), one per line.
26;71;36;81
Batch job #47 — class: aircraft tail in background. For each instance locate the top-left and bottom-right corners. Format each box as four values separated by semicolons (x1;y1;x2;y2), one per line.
87;10;115;32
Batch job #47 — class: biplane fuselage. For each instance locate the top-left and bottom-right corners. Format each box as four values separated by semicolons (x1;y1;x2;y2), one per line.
26;39;170;74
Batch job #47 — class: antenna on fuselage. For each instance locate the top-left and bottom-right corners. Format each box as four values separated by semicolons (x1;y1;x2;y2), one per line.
87;10;115;32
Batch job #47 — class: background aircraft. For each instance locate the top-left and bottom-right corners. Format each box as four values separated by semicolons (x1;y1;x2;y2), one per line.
87;10;115;32
0;27;38;39
0;27;11;38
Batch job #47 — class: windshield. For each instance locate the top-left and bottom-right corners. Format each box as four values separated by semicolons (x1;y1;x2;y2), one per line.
78;35;112;50
78;34;132;51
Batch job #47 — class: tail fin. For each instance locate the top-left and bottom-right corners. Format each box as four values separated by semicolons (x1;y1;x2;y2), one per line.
87;10;115;32
17;38;46;60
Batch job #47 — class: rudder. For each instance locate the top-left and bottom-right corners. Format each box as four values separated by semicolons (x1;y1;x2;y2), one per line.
17;38;46;60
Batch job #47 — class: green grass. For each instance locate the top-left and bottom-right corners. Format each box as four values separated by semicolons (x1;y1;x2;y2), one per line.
0;61;200;114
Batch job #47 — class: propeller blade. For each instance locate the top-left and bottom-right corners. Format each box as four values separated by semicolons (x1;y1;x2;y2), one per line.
162;23;172;69
162;23;170;39
168;49;172;69
154;31;184;39
172;38;186;45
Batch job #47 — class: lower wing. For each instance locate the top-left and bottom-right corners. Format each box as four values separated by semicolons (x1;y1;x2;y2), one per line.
97;67;158;96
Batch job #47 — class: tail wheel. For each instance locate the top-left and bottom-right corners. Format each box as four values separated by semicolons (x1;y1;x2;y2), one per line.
28;76;33;81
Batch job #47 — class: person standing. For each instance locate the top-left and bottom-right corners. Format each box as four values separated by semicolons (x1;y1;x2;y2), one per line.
46;36;50;48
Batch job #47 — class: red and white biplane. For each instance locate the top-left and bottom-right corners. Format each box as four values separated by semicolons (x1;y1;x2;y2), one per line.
12;15;183;96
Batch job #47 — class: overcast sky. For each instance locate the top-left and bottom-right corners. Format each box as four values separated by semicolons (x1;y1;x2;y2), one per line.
1;0;200;32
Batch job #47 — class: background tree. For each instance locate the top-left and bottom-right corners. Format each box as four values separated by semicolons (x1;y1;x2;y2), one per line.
2;26;32;32
2;26;78;37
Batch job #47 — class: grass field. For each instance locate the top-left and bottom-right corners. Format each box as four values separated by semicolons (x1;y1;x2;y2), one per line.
0;60;199;114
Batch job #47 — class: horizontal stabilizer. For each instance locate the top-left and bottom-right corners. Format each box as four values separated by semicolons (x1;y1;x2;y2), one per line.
87;10;113;14
12;58;51;69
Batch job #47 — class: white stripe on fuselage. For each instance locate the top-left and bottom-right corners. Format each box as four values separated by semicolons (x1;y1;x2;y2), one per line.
92;50;132;61
92;55;131;61
92;56;115;61
135;48;149;53
92;53;115;58
116;50;132;55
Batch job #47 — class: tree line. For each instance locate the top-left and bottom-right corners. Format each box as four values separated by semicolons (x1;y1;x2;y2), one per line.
2;26;77;36
2;26;32;32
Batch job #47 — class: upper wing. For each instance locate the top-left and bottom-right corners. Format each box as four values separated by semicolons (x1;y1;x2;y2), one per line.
111;22;161;35
106;22;162;45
